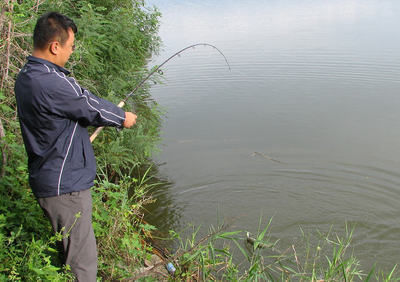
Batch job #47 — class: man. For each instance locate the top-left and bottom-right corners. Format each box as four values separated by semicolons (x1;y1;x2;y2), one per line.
14;12;136;281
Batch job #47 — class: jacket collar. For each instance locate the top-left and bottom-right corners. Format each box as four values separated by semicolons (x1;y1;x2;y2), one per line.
27;55;71;75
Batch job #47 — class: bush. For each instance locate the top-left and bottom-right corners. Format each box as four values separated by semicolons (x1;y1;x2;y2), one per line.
0;0;162;279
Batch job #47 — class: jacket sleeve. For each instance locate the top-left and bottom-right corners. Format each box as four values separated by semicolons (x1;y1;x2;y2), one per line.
42;72;125;127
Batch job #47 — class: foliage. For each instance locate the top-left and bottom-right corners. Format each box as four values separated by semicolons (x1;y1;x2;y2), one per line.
92;165;159;280
1;0;162;175
0;0;162;280
0;129;73;280
163;221;400;281
36;0;164;166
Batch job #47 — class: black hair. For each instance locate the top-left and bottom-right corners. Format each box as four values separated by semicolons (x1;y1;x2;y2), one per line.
33;12;77;50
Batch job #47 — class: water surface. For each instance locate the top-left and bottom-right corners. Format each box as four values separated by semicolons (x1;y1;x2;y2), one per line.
146;0;400;271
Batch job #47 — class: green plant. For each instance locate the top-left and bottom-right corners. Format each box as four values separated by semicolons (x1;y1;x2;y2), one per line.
92;164;160;280
162;221;400;281
1;0;162;279
0;132;74;280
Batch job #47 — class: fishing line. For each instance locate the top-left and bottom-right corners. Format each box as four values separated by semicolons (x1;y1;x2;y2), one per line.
90;43;231;142
124;43;231;104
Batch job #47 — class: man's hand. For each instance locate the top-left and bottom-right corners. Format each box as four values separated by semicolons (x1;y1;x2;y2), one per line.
123;112;137;128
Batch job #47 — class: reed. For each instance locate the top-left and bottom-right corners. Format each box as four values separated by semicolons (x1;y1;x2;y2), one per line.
158;220;399;281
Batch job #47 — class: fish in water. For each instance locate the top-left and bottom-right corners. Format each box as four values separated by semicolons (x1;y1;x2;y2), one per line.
250;152;284;164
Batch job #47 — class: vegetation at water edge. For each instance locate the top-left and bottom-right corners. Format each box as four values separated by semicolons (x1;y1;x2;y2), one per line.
1;0;162;280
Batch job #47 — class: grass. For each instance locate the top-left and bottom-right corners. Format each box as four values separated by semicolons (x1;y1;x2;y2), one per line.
147;219;400;281
92;165;160;280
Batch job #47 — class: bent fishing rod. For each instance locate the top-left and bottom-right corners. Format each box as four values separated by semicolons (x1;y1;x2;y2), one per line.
90;43;231;143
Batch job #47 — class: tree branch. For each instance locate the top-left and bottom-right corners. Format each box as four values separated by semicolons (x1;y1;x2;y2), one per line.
0;0;13;90
0;118;7;178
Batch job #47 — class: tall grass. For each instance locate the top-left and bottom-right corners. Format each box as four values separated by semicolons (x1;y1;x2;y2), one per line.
161;220;399;281
93;165;162;280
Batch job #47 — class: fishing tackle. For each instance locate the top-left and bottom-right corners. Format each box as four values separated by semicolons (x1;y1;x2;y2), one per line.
90;43;231;142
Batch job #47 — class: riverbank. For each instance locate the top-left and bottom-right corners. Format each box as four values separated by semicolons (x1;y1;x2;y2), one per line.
0;0;163;280
139;215;399;281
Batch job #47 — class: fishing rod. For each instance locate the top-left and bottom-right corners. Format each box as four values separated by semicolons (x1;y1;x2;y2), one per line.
90;43;231;142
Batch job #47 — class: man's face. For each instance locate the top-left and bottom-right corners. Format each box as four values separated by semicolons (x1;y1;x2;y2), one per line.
57;28;75;67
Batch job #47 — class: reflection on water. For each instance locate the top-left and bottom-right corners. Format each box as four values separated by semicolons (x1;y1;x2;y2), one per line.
143;166;183;236
146;0;400;271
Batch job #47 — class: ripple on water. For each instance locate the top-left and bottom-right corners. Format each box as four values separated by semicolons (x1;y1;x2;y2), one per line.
150;48;400;93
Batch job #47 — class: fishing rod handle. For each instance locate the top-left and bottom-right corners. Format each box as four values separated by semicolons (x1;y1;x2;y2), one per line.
89;100;126;143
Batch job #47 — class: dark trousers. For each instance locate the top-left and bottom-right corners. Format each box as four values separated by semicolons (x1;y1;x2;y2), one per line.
37;189;97;281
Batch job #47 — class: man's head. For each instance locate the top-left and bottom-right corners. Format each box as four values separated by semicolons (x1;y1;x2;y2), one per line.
33;12;77;67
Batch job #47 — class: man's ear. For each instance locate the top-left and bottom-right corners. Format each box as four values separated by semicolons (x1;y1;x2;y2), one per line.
49;41;59;55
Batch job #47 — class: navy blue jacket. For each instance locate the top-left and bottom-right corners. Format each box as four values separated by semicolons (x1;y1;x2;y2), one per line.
15;56;125;198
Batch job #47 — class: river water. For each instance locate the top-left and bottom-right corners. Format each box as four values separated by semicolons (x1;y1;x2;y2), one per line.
145;0;400;271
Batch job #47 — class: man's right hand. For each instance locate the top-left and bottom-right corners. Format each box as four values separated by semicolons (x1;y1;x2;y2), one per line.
123;112;137;128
